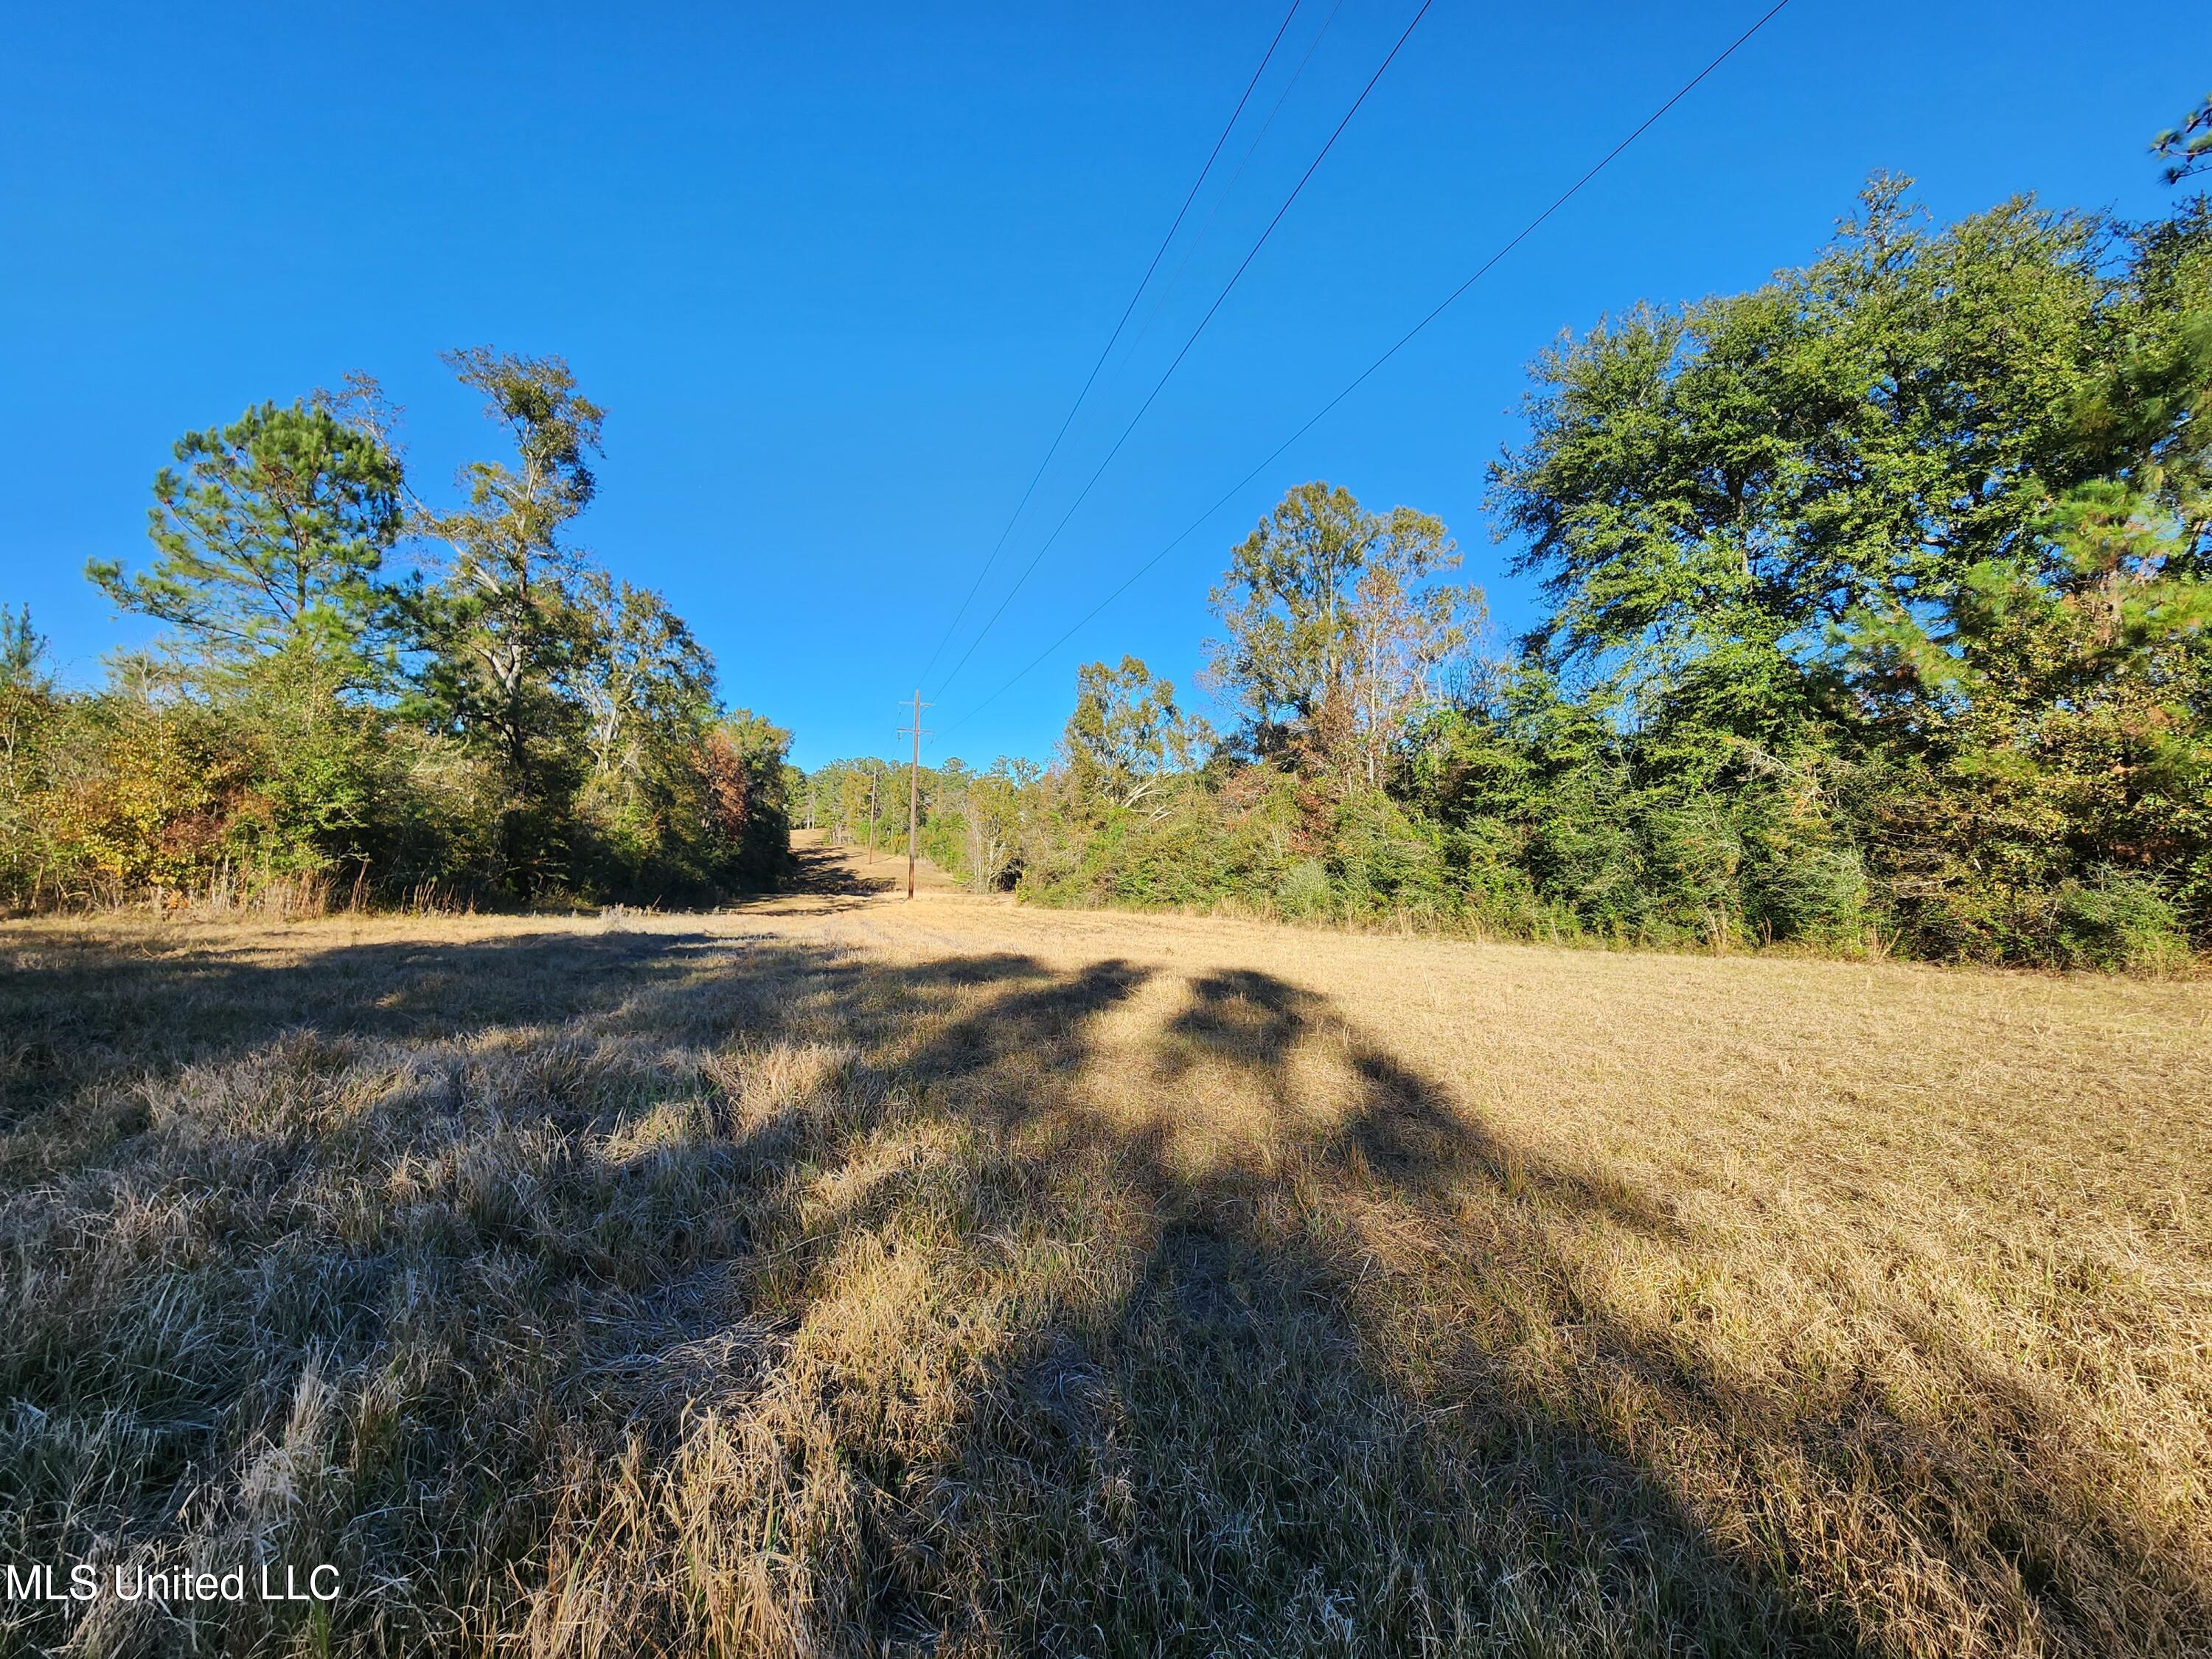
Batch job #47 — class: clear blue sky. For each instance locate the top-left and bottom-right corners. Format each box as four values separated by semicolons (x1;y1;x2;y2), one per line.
4;2;2206;771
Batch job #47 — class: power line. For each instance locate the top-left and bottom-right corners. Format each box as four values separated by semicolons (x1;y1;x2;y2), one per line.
928;0;1438;703
941;0;1798;739
912;0;1306;692
1124;0;1348;358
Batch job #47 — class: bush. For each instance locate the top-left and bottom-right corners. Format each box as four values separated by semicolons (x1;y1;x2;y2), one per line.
2053;872;2190;972
1275;858;1332;919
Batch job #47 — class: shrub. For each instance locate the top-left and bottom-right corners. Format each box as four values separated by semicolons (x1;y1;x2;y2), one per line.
1275;858;1332;919
2053;872;2191;972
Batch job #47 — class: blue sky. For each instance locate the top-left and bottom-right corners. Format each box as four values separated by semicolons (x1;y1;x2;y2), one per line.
4;1;2206;771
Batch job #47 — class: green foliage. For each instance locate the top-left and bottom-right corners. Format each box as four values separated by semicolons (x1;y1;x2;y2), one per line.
2154;93;2212;185
88;400;401;677
910;757;1038;893
6;354;791;914
402;349;608;893
571;573;726;892
664;710;795;896
1473;175;2210;964
0;610;58;905
796;756;901;854
13;159;2208;969
956;174;2210;970
2054;870;2188;970
0;606;43;687
1208;481;1481;789
1060;655;1210;818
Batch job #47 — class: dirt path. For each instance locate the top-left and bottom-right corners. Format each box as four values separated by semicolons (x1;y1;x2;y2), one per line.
745;827;971;908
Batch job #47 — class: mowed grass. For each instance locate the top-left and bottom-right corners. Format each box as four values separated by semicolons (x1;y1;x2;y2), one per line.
1;883;2208;1656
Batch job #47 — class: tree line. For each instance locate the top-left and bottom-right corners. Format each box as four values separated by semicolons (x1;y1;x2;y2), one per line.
844;172;2211;970
8;132;2205;966
0;350;790;912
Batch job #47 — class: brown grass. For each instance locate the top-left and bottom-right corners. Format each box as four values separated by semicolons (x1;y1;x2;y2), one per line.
2;846;2208;1656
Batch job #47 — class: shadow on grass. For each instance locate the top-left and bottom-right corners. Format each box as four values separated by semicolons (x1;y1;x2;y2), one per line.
858;961;1861;1655
742;836;905;905
817;959;2202;1655
0;925;2201;1655
0;924;743;1125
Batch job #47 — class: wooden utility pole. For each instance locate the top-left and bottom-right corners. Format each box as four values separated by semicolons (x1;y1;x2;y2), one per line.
865;769;878;863
899;691;931;901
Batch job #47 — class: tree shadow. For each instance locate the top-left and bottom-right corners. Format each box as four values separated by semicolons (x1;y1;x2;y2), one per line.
0;925;742;1126
852;963;2205;1655
763;838;904;901
838;964;1855;1655
1;926;2202;1656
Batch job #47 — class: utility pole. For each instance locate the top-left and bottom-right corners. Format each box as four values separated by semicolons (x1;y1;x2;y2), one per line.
898;692;931;901
866;768;879;863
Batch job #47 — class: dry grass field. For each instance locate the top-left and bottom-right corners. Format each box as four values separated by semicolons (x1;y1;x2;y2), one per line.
3;839;2210;1656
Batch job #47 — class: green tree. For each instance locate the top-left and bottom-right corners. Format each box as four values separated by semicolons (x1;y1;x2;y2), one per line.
89;400;402;676
1208;482;1478;788
84;400;408;884
955;758;1035;892
0;605;43;687
1060;655;1210;818
1486;175;2211;959
0;608;55;900
1492;179;2110;766
574;571;721;880
698;710;794;889
405;348;607;894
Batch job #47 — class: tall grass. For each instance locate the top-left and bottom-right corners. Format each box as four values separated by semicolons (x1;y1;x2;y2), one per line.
1;900;2208;1655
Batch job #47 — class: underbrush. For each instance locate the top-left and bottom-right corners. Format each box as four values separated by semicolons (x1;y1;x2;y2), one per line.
1009;880;2208;978
998;781;2200;974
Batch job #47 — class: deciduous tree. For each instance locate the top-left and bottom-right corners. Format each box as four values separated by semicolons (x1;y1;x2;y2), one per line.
405;349;606;891
1207;481;1478;789
1060;655;1210;817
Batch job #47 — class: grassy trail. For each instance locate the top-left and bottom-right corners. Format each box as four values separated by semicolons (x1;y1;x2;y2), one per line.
3;866;2208;1655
